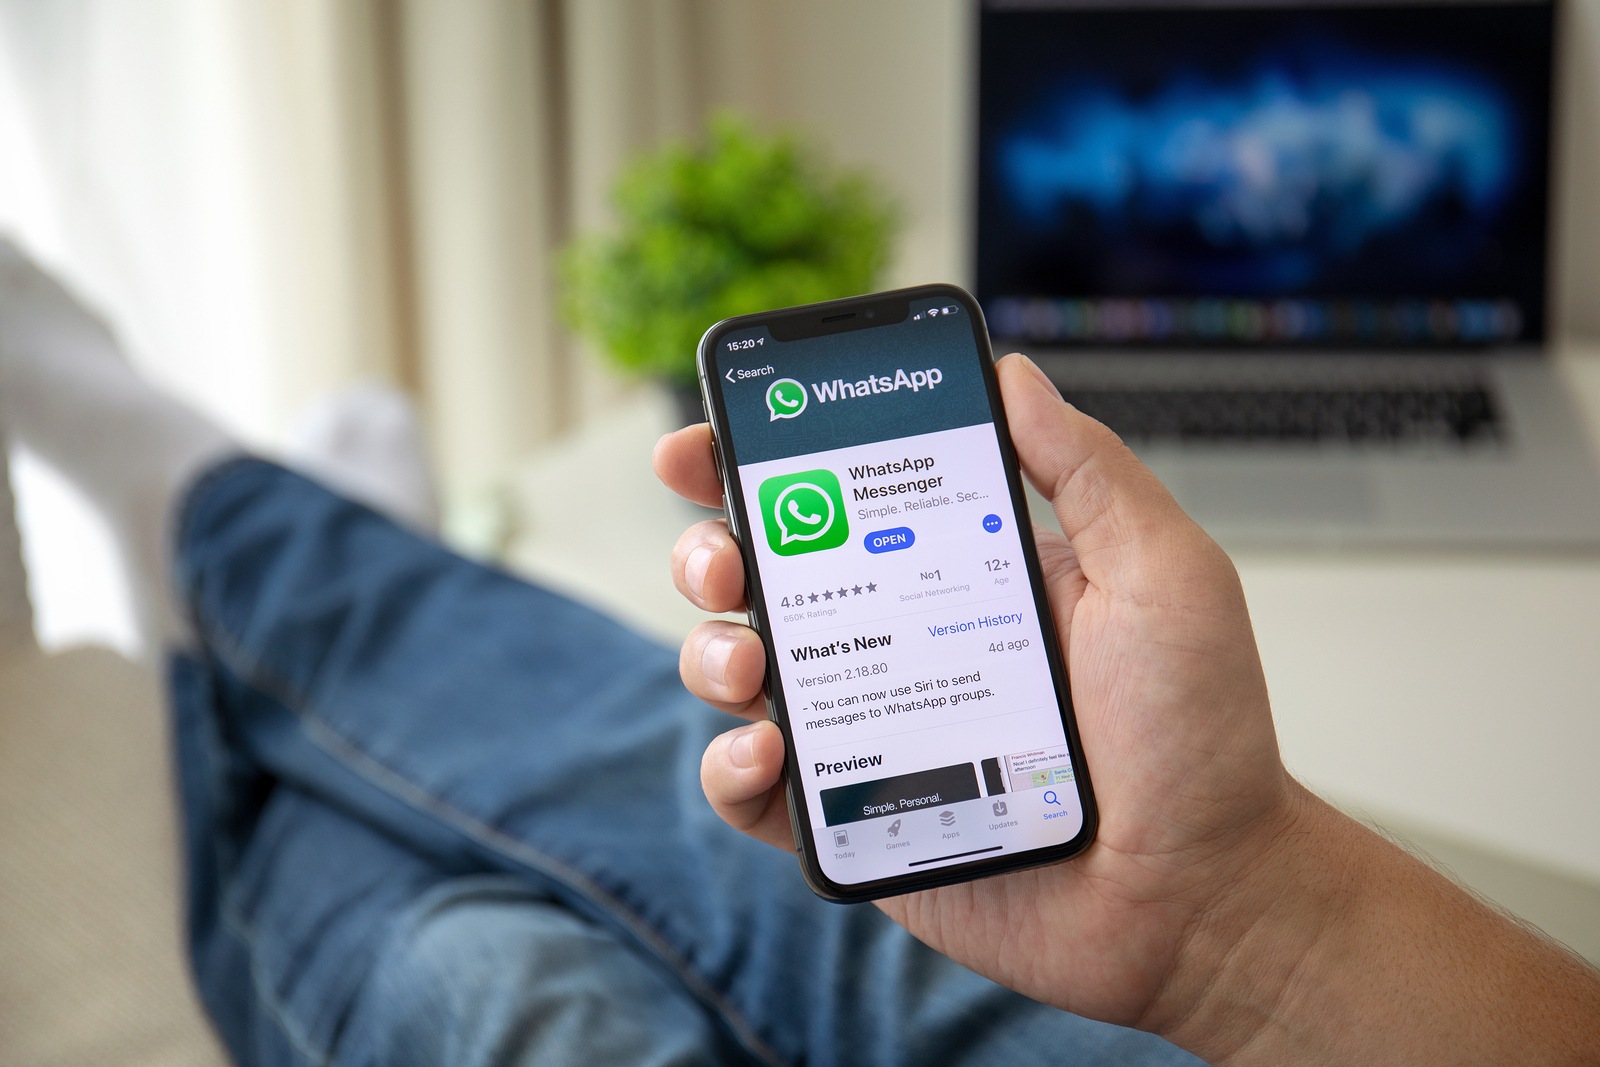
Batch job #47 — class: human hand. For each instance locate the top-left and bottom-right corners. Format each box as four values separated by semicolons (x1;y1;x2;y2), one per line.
654;352;1305;1034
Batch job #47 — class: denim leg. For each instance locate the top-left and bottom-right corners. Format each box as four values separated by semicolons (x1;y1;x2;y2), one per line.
172;458;1200;1067
170;678;737;1067
358;875;746;1067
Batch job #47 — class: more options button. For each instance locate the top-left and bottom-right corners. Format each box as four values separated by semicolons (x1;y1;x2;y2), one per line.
819;763;980;826
863;526;916;554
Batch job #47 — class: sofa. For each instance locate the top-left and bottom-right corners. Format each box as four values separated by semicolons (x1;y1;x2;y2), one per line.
0;444;225;1065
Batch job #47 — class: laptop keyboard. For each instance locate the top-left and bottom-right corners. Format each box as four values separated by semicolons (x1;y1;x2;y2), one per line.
1061;385;1501;445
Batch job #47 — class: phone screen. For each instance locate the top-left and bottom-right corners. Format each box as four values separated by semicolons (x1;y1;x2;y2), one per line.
700;285;1094;898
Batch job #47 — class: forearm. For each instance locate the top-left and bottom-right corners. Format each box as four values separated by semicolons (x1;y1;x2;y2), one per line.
1153;785;1600;1066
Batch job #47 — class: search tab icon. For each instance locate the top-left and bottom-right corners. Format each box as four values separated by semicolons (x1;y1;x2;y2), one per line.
1043;790;1061;806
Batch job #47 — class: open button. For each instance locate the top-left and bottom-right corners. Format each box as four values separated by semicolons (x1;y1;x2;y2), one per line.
863;526;915;554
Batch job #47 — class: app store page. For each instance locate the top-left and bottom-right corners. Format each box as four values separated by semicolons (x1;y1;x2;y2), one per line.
712;301;1085;887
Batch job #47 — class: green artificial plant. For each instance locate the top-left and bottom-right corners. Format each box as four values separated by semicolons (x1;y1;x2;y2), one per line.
560;113;900;387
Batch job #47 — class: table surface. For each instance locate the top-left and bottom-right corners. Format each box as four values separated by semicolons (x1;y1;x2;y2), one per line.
505;343;1600;887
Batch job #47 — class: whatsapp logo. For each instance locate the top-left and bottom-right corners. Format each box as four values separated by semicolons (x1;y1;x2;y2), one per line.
766;378;808;421
759;469;849;556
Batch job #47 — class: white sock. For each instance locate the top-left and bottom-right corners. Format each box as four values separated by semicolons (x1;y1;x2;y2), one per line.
0;238;236;657
282;383;441;536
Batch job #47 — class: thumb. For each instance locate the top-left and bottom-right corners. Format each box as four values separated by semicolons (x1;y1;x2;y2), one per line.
996;353;1205;585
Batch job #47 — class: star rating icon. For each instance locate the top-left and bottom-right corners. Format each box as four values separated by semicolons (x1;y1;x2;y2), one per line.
788;581;881;608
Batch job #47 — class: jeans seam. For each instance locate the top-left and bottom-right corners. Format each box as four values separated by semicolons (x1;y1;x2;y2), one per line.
189;581;789;1067
168;452;259;640
219;897;337;1067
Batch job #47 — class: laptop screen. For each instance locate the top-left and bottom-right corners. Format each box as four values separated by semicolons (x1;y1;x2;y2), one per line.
976;0;1555;349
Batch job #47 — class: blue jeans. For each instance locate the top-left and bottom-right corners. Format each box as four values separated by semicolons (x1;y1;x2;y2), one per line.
168;458;1200;1067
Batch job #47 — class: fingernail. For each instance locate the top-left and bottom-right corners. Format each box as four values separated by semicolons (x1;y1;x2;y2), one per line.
685;543;716;599
702;633;738;687
728;724;760;768
1018;353;1063;400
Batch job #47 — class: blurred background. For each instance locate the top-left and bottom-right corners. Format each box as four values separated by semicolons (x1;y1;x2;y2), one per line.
5;0;1600;642
2;0;1599;1015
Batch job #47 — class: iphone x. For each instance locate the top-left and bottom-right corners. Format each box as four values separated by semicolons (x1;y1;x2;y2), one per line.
697;283;1096;902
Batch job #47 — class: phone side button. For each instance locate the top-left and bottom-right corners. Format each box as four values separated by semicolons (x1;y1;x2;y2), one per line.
709;435;733;520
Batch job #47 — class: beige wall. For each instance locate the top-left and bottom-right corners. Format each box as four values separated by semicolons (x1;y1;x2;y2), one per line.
1559;0;1600;337
706;2;973;292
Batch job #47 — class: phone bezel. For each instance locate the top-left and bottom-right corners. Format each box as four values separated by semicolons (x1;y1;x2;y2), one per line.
697;282;1098;903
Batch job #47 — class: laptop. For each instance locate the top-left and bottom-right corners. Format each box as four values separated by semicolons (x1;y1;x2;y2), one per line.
976;0;1600;549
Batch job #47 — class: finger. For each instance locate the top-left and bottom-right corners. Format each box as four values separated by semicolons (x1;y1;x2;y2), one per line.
996;353;1210;586
679;620;768;714
1032;523;1087;648
701;720;795;852
1031;523;1082;588
653;423;724;509
670;519;748;613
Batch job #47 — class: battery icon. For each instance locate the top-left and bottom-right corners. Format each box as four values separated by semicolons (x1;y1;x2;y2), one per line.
941;305;960;315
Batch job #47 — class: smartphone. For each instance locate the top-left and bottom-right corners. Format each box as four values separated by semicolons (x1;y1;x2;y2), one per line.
697;283;1096;902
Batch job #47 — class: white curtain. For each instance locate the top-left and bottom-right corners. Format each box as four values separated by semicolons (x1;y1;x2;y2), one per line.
0;0;974;649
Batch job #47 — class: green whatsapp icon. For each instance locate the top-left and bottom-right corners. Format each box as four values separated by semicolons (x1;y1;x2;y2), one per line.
766;378;808;421
759;469;849;556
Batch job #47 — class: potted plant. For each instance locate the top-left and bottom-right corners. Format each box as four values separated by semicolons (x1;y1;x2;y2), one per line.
560;113;899;425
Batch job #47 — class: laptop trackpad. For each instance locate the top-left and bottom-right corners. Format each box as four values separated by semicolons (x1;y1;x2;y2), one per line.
1171;466;1376;524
